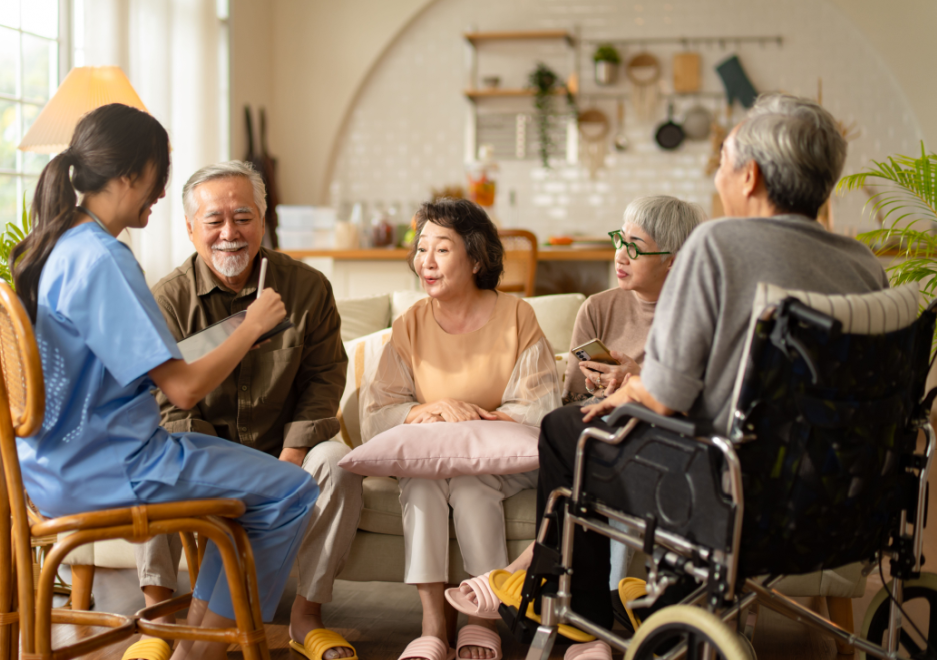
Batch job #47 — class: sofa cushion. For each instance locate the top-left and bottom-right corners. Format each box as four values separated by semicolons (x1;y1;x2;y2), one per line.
525;293;586;354
336;294;391;342
336;328;393;448
358;475;536;541
391;290;429;321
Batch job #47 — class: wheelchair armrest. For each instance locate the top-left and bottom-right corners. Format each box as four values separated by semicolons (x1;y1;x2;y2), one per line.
606;402;707;437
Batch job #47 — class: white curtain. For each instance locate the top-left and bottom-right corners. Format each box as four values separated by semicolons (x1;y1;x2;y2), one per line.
76;0;227;284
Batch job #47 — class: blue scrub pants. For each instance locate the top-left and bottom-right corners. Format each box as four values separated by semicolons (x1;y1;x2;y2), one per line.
127;433;319;621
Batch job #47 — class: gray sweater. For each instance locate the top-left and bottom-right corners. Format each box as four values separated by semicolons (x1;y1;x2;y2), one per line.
642;214;889;434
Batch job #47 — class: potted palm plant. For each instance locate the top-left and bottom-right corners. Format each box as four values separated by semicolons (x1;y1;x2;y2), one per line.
593;44;621;86
837;142;937;303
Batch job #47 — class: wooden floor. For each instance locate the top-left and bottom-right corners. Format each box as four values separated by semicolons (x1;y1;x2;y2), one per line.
40;564;922;660
45;450;937;659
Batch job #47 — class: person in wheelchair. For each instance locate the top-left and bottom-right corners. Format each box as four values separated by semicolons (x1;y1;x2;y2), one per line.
456;93;893;655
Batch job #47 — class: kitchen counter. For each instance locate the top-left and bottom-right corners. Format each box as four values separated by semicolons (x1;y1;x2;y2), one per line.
281;246;618;298
280;246;617;261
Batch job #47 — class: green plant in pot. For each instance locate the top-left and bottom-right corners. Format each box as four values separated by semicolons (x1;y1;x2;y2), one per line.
837;142;937;303
0;195;32;288
527;62;576;169
593;44;621;86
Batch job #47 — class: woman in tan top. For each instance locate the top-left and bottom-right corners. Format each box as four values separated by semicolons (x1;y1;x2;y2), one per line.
361;199;561;660
564;196;705;404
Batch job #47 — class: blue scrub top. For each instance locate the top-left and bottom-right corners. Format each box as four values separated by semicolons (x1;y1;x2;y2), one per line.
18;222;186;517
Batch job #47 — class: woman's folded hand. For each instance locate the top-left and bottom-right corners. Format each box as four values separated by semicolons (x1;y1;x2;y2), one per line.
406;399;500;424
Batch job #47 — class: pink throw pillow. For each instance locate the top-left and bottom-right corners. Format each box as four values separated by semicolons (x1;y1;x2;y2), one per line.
338;420;540;478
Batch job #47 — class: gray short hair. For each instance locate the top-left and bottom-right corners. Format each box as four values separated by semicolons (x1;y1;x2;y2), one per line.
182;160;267;219
732;93;846;219
623;195;705;258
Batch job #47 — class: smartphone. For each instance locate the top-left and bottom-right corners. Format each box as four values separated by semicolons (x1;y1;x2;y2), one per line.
572;338;619;366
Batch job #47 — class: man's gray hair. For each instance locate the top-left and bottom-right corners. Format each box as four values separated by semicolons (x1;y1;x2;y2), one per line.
182;160;267;219
732;93;846;219
623;195;705;258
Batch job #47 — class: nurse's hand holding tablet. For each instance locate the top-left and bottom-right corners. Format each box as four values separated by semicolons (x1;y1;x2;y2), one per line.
149;282;285;411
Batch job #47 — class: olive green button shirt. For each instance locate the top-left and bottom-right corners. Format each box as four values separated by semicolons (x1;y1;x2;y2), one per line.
151;247;348;456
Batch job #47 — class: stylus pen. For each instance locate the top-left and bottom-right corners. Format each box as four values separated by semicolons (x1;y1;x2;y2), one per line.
256;257;268;300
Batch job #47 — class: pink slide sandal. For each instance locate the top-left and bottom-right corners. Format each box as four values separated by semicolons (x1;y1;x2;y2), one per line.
444;572;501;620
398;636;456;660
456;625;502;660
564;640;612;660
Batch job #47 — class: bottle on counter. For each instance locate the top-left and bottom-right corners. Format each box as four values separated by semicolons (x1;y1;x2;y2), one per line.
467;144;499;208
351;201;372;248
371;201;395;248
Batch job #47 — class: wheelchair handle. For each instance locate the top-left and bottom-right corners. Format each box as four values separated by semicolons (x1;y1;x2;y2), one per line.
607;402;700;437
783;298;842;336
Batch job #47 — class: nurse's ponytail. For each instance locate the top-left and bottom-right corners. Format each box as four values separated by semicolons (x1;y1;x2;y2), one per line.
12;104;170;321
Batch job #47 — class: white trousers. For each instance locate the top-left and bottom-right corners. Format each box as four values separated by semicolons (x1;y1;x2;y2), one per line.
398;470;538;584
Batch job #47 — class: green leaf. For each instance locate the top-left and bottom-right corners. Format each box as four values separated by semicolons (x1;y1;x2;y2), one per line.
841;141;937;307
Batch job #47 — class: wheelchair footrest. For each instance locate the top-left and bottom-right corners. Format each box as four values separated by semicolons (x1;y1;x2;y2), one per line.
499;603;539;644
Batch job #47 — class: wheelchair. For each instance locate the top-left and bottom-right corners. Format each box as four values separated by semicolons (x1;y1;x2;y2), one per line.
503;285;936;660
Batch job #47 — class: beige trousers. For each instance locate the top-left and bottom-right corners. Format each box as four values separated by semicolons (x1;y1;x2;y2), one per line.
135;439;363;604
398;470;537;584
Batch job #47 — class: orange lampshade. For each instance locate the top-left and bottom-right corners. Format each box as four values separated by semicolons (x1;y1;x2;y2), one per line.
18;66;148;153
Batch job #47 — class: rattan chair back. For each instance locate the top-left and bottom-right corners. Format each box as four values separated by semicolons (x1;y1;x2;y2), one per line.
0;281;43;658
0;282;43;438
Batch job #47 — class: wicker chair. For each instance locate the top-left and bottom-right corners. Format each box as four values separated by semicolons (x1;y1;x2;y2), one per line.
0;282;270;660
498;229;538;297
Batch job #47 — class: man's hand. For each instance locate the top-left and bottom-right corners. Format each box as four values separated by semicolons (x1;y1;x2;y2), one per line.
581;375;676;423
279;446;309;467
581;383;633;422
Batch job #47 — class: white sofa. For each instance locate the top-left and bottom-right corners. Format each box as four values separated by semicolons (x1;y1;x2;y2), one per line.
61;290;865;624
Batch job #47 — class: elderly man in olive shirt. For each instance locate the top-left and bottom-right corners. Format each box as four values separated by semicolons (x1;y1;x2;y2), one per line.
134;161;359;659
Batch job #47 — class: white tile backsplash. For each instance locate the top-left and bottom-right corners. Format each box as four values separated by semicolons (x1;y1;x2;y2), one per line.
328;0;923;240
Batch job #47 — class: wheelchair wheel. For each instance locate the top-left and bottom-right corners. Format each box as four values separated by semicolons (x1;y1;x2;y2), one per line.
737;630;757;660
859;572;937;660
625;605;750;660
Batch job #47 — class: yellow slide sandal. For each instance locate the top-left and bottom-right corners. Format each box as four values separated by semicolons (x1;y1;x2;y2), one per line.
289;629;358;660
488;569;596;642
618;577;648;632
121;638;171;660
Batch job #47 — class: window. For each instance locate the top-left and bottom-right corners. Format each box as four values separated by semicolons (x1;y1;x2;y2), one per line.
0;0;68;226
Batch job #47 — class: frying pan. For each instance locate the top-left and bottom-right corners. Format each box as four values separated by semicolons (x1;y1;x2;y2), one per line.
654;102;685;150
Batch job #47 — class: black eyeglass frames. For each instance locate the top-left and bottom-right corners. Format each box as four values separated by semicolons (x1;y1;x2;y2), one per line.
608;230;672;259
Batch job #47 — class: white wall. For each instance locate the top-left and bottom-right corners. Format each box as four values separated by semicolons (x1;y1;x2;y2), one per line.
231;0;937;227
230;0;430;205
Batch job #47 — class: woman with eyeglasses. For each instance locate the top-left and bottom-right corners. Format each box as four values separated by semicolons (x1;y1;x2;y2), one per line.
563;196;704;404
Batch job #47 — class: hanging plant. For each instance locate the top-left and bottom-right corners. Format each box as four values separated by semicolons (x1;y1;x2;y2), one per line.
527;62;576;169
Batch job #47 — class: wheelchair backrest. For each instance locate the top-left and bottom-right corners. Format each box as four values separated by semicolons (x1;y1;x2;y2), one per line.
728;283;935;576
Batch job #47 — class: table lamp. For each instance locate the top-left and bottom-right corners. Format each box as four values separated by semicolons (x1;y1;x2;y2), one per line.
18;66;148;153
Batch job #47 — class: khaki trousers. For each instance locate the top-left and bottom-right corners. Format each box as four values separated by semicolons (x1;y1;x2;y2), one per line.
135;439;363;604
398;470;537;584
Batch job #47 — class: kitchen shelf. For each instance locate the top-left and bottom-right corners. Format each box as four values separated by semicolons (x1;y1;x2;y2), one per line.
464;30;574;46
463;28;578;162
465;88;569;100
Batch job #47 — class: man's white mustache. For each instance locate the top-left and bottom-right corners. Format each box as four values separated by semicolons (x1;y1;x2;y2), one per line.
212;241;248;253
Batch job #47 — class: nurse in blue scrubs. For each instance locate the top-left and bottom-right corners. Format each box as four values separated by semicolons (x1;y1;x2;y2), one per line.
11;103;319;660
